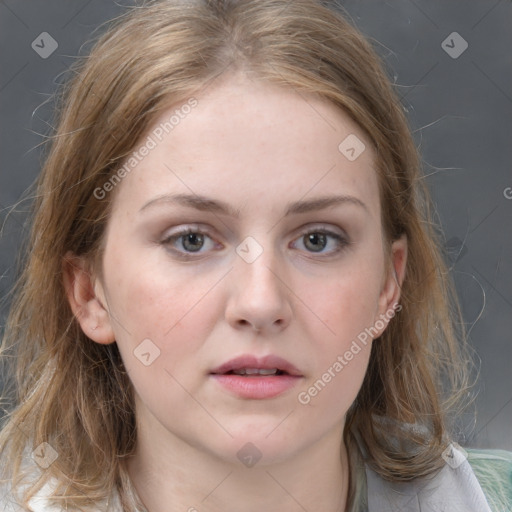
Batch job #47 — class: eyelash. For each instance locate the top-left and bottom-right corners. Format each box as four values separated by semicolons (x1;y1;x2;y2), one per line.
160;225;349;260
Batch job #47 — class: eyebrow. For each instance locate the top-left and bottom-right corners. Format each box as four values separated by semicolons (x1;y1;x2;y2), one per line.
139;193;368;217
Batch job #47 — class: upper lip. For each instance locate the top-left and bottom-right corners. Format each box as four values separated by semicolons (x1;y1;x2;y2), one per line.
210;354;303;376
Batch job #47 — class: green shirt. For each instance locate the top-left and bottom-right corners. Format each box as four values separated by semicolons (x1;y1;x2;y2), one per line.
468;448;512;512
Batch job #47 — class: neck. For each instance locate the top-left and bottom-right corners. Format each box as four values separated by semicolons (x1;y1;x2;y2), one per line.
127;406;350;512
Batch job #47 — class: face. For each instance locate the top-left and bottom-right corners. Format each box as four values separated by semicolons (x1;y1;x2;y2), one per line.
67;72;406;467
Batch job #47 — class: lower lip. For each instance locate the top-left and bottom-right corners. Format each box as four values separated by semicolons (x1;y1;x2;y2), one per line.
210;374;303;399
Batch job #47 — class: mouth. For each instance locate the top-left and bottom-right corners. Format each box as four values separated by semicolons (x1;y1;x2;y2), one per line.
209;354;303;377
209;355;303;399
219;368;289;376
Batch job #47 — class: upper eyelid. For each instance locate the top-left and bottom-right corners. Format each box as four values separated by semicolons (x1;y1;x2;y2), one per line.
161;225;348;254
162;223;346;241
161;226;216;245
289;229;349;251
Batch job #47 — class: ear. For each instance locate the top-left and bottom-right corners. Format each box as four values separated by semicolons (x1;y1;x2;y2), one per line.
373;234;408;337
62;251;116;345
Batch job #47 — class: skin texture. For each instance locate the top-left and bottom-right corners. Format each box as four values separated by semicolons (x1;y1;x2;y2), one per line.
64;72;407;512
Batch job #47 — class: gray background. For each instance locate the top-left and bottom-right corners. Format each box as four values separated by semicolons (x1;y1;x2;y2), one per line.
0;1;511;449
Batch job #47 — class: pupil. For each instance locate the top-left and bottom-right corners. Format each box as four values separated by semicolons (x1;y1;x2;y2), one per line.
305;233;326;252
182;233;204;252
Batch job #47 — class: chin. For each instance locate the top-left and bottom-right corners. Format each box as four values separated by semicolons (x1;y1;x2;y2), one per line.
217;428;304;467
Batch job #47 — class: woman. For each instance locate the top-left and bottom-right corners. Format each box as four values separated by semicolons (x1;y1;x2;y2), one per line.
0;1;510;510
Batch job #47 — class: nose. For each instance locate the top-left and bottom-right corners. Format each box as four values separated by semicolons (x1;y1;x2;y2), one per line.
225;245;292;335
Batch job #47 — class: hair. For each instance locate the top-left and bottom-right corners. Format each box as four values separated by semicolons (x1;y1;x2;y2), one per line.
0;0;473;510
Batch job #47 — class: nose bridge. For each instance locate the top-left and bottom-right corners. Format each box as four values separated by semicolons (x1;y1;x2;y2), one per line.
226;235;292;332
235;236;283;297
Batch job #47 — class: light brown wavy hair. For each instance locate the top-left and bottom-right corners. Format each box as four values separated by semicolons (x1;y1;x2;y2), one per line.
0;0;473;510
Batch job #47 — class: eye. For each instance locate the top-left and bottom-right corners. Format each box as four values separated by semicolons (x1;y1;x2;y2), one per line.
291;228;348;256
161;227;221;257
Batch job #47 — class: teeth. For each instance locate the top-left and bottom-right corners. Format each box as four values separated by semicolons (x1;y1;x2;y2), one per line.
232;368;279;376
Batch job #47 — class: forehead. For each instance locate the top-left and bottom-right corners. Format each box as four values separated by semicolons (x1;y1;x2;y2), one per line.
110;73;380;221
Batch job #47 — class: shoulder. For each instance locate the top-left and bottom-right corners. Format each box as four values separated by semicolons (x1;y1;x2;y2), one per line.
1;478;121;512
0;449;131;512
466;447;512;512
363;443;507;512
0;471;60;512
0;466;119;512
0;480;22;512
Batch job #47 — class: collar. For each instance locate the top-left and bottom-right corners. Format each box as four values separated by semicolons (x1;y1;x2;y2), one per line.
365;443;492;512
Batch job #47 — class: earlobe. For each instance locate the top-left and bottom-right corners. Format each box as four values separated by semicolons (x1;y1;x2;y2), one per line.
62;251;116;345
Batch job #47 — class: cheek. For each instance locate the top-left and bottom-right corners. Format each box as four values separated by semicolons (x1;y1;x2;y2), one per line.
301;261;384;348
294;301;374;423
102;252;223;374
293;259;383;411
105;268;226;414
